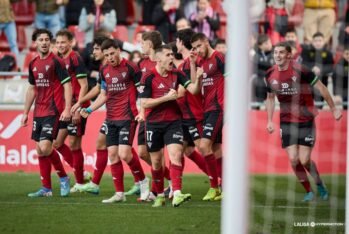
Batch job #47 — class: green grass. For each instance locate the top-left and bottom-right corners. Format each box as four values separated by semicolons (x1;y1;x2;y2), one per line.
0;173;345;234
0;173;220;234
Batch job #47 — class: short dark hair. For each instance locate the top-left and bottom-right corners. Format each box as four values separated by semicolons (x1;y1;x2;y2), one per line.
56;29;74;41
286;27;297;35
168;41;183;60
215;38;226;46
93;36;109;47
286;40;296;49
154;44;173;54
274;41;292;53
32;28;53;41
142;31;163;50
257;34;270;46
344;45;349;51
312;32;324;39
176;28;195;50
191;32;208;44
101;38;120;51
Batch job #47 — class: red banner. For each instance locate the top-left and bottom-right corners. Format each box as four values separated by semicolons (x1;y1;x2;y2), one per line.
0;110;346;174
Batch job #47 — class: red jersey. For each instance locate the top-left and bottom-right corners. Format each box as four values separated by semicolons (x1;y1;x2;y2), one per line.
100;59;141;121
139;68;191;123
62;50;89;108
265;62;319;123
199;51;225;113
138;57;157;73
176;58;204;121
28;52;71;117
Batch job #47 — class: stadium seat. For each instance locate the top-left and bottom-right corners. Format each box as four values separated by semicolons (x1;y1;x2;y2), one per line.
0;26;27;51
22;51;38;73
111;25;129;42
12;0;35;25
68;25;86;50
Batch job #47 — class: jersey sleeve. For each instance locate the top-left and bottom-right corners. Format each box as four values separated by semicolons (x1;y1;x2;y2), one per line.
182;60;191;78
177;70;191;89
216;52;225;76
28;61;35;85
99;69;107;91
264;68;273;93
301;66;319;86
128;62;142;87
138;74;153;98
73;54;88;79
54;58;71;84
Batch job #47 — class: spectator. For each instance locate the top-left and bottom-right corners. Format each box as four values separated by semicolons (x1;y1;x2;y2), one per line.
338;7;349;48
285;28;302;59
250;0;266;34
141;0;161;24
303;0;336;44
214;38;227;55
252;34;273;105
129;50;142;64
301;32;334;107
182;0;197;18
65;0;92;26
189;0;220;42
29;0;68;36
332;46;349;109
78;0;116;46
176;17;191;31
287;40;302;63
0;0;19;60
152;0;184;43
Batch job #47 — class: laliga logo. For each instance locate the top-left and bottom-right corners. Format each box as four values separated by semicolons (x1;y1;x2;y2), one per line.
0;114;23;139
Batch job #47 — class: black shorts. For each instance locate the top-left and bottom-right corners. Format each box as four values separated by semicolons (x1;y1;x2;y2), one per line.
145;120;184;152
182;119;203;147
99;121;107;135
105;120;137;147
280;121;316;148
31;116;60;142
202;111;223;143
137;121;146;146
59;118;87;136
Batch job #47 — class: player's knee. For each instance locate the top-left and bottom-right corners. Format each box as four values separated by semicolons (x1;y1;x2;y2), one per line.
198;144;210;156
289;157;299;167
96;138;106;150
69;138;81;151
40;145;53;156
151;157;162;170
299;157;310;167
108;153;120;164
184;147;195;157
52;140;62;149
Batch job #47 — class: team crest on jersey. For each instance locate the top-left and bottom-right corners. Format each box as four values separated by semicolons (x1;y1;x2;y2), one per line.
137;86;144;93
202;73;207;78
291;76;297;82
122;72;127;78
66;64;70;70
142;68;146;72
209;64;213;70
45;65;50;71
106;73;110;78
112;77;118;83
272;80;278;85
33;67;37;71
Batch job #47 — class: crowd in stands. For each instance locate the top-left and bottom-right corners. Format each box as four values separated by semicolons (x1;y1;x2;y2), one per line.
0;0;348;109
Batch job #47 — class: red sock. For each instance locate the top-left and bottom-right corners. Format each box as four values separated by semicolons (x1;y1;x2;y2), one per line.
50;149;67;178
204;154;219;188
292;161;311;192
38;156;52;189
304;160;323;185
151;168;164;194
128;150;145;183
164;166;171;181
72;149;84;184
111;161;124;192
170;164;183;192
216;157;222;179
187;151;208;175
56;144;73;168
92;149;108;185
151;180;157;194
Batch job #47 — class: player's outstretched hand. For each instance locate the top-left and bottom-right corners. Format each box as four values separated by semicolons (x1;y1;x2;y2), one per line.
60;109;72;122
21;114;28;127
266;122;274;134
166;89;178;101
332;108;342;121
135;113;144;122
80;108;89;119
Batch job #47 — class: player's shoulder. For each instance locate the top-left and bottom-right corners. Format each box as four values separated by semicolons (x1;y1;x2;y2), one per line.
214;51;225;62
265;65;277;80
141;70;155;83
100;64;109;73
125;59;139;71
292;62;310;74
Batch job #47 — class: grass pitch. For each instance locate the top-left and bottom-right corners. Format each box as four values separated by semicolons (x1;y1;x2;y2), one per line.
0;173;345;234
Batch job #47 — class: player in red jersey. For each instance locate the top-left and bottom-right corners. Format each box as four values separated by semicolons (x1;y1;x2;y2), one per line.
176;28;208;175
53;29;90;193
265;42;342;201
191;33;224;201
135;31;173;200
80;39;150;203
139;44;202;207
21;28;72;197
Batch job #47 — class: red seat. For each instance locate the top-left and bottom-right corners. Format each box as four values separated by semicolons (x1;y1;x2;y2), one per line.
22;51;38;73
111;25;129;42
12;0;35;25
0;26;27;51
68;25;86;50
